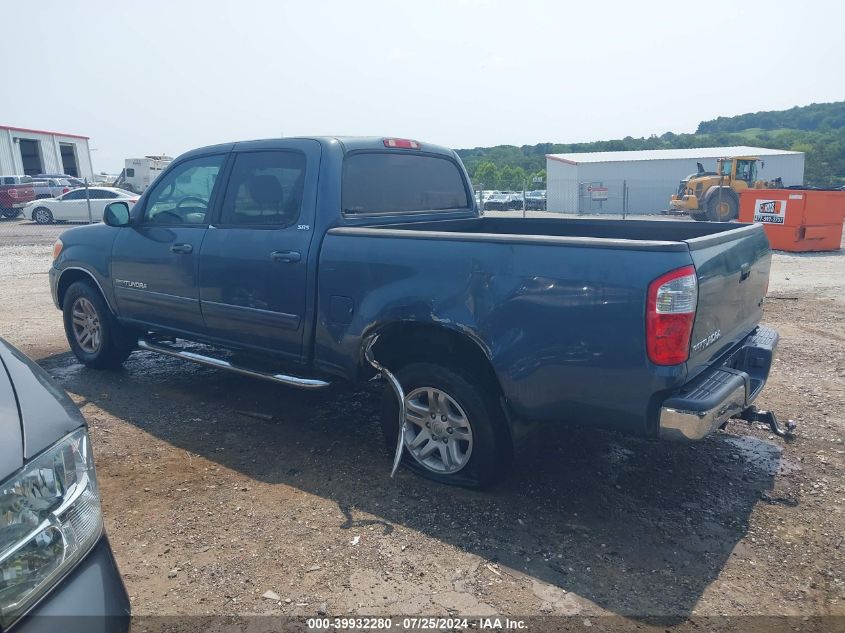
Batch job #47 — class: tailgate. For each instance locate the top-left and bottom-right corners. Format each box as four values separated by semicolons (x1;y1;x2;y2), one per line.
6;184;35;204
685;224;771;379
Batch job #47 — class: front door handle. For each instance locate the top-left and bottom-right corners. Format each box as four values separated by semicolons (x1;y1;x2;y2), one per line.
170;243;193;254
740;262;751;281
271;250;301;263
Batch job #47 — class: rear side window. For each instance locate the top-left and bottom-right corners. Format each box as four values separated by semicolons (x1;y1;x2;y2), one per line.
342;152;470;214
220;151;306;227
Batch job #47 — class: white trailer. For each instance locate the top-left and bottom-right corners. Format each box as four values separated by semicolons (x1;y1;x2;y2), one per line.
115;155;173;193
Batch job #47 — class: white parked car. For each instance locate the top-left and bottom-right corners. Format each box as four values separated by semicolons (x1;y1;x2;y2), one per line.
25;187;138;224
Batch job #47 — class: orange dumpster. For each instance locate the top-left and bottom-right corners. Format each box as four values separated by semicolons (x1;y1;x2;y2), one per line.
739;188;845;252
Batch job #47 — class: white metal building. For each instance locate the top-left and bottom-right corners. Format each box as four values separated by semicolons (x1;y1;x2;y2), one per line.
546;146;805;215
0;125;94;180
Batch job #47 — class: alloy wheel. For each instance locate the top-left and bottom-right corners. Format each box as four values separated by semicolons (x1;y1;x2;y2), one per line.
71;297;102;353
403;386;474;474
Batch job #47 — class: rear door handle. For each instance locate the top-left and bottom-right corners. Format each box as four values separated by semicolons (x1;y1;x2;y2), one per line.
170;243;193;254
740;262;751;281
271;250;301;263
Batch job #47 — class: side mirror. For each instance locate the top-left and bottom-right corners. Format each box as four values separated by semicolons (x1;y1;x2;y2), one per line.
103;201;131;227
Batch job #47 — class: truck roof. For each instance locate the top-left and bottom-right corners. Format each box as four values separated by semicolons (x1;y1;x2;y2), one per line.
176;137;456;162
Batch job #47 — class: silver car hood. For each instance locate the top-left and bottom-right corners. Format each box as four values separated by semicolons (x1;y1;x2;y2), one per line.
0;351;23;479
0;339;85;478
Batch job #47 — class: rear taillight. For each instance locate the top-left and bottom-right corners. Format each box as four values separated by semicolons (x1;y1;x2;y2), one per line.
62;188;70;194
8;188;17;198
646;265;698;365
383;138;420;149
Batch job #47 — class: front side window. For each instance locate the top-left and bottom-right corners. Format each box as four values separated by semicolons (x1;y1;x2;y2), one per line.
343;152;470;215
220;151;306;227
125;168;135;177
143;155;224;225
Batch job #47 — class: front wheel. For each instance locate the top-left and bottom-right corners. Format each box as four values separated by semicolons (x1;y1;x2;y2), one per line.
380;362;510;488
63;281;135;368
33;207;54;224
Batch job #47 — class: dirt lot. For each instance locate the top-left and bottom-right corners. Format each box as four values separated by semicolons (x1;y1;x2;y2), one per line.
0;217;843;628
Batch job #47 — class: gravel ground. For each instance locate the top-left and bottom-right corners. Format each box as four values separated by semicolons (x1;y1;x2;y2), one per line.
0;216;843;627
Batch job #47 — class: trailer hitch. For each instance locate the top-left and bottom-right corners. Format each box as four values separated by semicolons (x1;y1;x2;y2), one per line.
364;335;407;477
733;405;797;440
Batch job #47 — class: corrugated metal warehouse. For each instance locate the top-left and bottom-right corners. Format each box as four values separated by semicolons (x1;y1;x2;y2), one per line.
0;125;94;179
546;146;805;215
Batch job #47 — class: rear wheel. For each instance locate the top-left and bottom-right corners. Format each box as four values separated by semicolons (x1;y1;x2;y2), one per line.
63;281;135;368
33;207;54;224
705;191;738;221
1;208;20;219
380;362;510;488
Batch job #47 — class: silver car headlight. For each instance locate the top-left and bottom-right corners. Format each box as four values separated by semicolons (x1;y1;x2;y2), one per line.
0;428;102;628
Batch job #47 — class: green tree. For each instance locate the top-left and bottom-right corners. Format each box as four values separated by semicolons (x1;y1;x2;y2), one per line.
455;100;845;188
473;161;500;189
499;165;526;190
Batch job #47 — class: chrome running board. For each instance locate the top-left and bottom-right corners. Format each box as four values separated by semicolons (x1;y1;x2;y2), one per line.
137;338;331;390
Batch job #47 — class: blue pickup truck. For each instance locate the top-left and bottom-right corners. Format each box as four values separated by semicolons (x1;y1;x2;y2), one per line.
48;136;782;487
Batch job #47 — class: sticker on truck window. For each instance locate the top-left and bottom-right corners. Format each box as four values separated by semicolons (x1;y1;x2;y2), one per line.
753;199;787;224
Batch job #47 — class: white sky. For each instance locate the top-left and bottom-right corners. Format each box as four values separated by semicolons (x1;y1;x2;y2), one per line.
4;0;843;172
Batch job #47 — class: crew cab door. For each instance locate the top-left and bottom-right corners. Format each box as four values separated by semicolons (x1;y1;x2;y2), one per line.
110;153;226;332
198;141;320;360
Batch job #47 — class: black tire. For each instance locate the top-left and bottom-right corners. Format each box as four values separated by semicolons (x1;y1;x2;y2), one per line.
690;211;708;221
62;281;135;368
32;207;54;224
705;190;738;221
1;208;20;219
380;362;510;488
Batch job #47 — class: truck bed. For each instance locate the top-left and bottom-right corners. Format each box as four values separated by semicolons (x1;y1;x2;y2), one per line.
333;216;756;252
320;215;770;435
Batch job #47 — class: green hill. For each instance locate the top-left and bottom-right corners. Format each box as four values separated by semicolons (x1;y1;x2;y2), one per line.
456;101;845;189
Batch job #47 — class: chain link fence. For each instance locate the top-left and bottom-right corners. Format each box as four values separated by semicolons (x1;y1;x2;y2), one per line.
0;178;140;245
544;178;683;218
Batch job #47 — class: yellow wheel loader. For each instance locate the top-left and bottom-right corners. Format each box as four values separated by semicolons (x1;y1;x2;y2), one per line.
669;157;783;221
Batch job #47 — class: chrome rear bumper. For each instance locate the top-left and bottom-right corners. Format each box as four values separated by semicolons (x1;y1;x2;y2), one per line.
659;379;747;441
659;326;778;441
